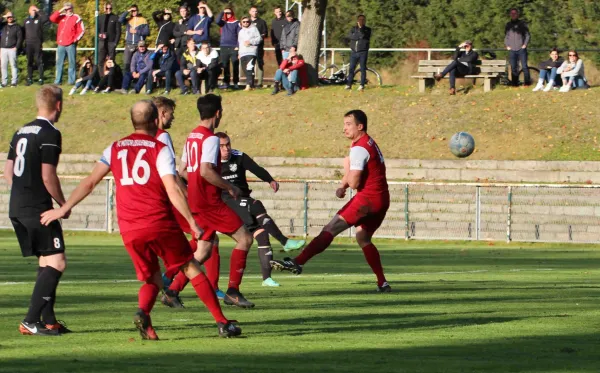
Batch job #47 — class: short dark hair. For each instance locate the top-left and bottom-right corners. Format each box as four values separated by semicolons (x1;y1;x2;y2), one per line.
509;7;519;13
130;4;138;9
357;14;366;19
250;5;258;10
197;94;222;120
344;110;368;132
215;132;230;140
286;10;294;17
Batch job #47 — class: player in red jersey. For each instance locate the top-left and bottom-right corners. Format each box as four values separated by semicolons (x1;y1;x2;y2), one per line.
271;110;391;292
40;100;242;339
162;94;255;308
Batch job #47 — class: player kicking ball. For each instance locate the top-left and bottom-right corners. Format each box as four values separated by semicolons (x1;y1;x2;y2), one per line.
271;110;391;292
41;100;242;340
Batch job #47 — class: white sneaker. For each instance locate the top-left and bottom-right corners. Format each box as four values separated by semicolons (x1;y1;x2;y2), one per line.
543;82;554;92
357;85;365;91
69;87;77;96
559;85;570;93
344;85;351;90
80;87;88;95
532;82;544;92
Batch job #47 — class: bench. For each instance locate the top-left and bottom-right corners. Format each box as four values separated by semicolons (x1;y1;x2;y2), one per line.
411;59;506;93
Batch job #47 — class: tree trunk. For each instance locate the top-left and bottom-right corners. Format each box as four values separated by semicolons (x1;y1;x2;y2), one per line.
297;0;328;86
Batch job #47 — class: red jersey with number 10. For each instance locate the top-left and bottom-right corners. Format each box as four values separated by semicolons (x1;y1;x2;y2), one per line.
182;125;222;213
349;134;388;197
100;133;179;234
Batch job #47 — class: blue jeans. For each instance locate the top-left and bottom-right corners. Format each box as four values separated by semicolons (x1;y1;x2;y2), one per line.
175;69;199;93
539;68;560;85
274;69;298;91
441;60;470;89
347;51;368;86
122;71;149;93
74;79;94;90
55;44;77;85
509;49;530;85
565;75;588;89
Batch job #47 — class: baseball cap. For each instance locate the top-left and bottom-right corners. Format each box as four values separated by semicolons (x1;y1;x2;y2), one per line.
137;40;147;47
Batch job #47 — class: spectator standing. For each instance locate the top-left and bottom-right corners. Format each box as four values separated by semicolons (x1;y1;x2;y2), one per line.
173;5;191;57
197;41;221;93
152;8;175;48
23;5;49;86
345;15;371;91
186;1;213;46
216;6;241;89
533;48;563;92
280;10;300;60
272;51;307;96
95;56;123;93
50;2;85;85
504;8;530;86
97;2;120;74
271;7;286;66
557;50;588;92
1;11;22;88
146;44;176;95
238;16;261;91
176;38;201;95
249;6;268;88
69;57;98;95
120;40;152;94
434;40;479;95
119;5;150;75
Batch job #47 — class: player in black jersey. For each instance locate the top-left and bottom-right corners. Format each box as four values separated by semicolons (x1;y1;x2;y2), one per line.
4;85;71;336
215;132;305;287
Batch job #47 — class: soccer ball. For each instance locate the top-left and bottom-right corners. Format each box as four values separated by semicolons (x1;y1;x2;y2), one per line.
449;132;475;158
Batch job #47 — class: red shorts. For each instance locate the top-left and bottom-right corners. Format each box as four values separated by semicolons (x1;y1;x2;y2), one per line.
193;201;244;241
121;228;194;281
338;192;390;233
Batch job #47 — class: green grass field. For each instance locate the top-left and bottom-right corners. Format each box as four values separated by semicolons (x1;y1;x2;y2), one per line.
1;231;599;372
1;85;600;161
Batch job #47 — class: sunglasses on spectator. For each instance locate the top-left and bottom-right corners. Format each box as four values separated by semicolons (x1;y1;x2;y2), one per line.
224;12;232;15
106;7;112;10
569;54;576;56
242;21;249;24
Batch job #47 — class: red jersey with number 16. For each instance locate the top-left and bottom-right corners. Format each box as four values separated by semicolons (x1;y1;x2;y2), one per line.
100;133;179;234
349;134;388;197
181;125;222;213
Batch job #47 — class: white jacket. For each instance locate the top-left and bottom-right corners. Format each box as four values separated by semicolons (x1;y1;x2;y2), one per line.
238;25;262;58
557;59;585;79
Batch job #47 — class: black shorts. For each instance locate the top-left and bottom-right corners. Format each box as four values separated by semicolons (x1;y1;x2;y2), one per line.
11;216;65;257
222;195;263;234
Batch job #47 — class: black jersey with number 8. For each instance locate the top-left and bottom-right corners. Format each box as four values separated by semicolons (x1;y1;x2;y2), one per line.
7;118;62;218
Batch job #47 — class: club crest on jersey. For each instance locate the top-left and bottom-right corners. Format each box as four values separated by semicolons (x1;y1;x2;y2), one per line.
229;163;238;172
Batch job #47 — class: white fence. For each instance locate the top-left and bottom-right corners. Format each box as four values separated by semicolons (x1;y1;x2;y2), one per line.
1;177;600;243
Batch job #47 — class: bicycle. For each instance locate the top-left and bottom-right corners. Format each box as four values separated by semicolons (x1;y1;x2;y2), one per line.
481;50;539;86
318;53;383;87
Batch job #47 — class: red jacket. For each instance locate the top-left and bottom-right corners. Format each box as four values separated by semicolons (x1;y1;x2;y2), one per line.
50;11;85;46
280;58;308;89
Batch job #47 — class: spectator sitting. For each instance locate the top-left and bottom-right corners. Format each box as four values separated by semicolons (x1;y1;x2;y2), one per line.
152;8;175;48
175;38;201;95
434;40;479;95
280;10;300;59
216;5;241;89
69;57;98;95
146;44;177;95
196;41;221;93
533;48;564;92
558;50;588;92
119;40;152;94
238;16;262;91
94;56;123;93
272;51;306;96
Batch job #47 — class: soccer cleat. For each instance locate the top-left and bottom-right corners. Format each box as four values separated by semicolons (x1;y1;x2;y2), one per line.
215;289;226;300
160;289;185;308
217;321;242;338
270;257;303;275
161;272;173;290
377;282;392;293
262;277;280;287
45;320;72;334
223;288;255;308
133;310;159;340
19;321;60;336
283;239;306;252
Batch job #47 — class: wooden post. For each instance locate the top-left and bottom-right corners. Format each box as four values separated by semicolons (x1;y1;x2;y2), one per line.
418;79;426;93
484;77;492;93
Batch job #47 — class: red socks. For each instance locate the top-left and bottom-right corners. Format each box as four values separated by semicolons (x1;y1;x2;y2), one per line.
295;231;334;265
361;243;387;287
204;243;220;290
169;271;189;293
191;273;227;324
228;249;248;290
138;282;159;315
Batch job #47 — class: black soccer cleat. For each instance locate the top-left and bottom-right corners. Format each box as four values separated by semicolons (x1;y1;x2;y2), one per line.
133;310;159;340
160;290;185;308
223;288;255;308
270;257;303;275
19;321;60;336
45;320;72;334
377;282;392;293
217;321;242;338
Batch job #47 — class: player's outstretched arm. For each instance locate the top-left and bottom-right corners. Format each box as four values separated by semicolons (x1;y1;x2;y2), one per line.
162;174;202;238
201;162;241;199
40;163;110;225
3;160;14;187
241;153;278;192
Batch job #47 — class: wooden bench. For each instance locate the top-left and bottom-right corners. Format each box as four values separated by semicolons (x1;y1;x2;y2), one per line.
411;59;506;93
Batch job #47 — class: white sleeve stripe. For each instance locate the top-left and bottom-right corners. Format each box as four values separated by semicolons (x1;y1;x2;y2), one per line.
200;136;219;165
40;144;61;148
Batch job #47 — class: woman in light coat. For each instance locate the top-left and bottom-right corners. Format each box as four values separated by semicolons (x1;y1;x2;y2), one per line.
557;50;588;92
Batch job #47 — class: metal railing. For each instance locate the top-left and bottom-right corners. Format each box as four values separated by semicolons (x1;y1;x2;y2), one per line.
2;177;599;244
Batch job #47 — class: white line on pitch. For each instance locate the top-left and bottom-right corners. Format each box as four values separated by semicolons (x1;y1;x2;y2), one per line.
0;268;554;286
